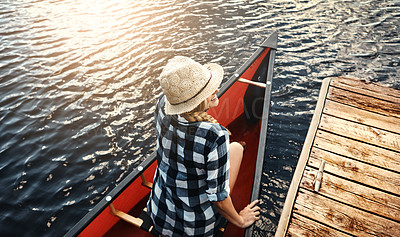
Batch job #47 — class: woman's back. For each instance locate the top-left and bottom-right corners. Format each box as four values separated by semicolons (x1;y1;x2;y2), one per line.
147;96;230;236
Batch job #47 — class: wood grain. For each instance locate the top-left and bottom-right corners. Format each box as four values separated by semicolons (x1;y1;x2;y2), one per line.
319;114;400;151
331;77;400;102
276;77;400;237
301;166;400;222
324;100;400;134
293;188;400;237
287;213;352;237
309;149;400;195
327;86;400;118
314;130;400;173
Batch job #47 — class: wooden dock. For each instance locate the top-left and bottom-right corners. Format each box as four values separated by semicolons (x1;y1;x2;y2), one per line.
275;77;400;237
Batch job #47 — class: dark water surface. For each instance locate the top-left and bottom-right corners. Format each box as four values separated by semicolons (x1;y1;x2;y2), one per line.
0;0;399;236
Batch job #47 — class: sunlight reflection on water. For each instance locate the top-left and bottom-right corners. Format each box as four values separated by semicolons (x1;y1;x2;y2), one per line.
0;0;399;236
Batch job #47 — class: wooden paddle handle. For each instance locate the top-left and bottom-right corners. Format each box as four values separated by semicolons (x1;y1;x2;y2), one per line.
238;78;267;88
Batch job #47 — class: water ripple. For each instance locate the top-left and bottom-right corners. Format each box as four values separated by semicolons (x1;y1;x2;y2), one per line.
0;0;399;236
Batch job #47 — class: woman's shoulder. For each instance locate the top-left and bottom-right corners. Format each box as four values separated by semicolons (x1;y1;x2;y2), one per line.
197;121;229;138
155;95;167;117
157;95;166;108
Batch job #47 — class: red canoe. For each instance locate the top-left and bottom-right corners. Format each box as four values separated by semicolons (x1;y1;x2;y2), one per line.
65;32;277;237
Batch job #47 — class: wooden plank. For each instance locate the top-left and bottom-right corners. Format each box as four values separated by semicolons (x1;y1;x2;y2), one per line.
324;100;400;134
287;213;352;237
327;87;400;118
300;166;400;222
278;78;400;237
275;78;332;237
319;114;400;151
314;130;400;173
331;77;400;102
293;188;400;237
309;149;400;195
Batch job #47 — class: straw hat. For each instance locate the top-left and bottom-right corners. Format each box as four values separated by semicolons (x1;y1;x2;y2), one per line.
159;56;224;115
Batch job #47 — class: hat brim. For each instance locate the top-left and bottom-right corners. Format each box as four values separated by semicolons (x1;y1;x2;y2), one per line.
164;63;223;115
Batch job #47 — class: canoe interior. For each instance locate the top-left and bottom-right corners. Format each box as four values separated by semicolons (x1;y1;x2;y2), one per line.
102;113;262;237
75;47;272;237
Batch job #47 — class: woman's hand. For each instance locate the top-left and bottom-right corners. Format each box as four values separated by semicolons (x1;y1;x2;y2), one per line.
238;200;261;228
213;197;260;229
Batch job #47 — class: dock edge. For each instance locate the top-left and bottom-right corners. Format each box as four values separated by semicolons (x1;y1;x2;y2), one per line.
274;78;332;237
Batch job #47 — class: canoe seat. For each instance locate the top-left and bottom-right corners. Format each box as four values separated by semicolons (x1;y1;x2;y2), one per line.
141;174;153;189
109;204;158;235
138;209;159;235
110;203;225;236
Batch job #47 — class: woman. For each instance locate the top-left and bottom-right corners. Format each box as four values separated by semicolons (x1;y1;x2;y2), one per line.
147;56;260;236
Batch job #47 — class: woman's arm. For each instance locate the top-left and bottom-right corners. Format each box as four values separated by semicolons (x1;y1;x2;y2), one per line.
213;196;260;228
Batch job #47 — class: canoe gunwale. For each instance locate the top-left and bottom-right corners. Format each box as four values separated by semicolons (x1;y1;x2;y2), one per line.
244;43;277;237
64;152;157;237
64;32;278;237
218;32;278;98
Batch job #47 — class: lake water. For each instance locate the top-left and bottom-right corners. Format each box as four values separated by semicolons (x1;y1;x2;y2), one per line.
0;0;399;236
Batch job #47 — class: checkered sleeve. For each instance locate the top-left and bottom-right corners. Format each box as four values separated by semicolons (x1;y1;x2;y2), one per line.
205;127;230;202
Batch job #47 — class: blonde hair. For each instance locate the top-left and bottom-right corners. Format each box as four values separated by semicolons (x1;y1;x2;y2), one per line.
181;100;232;135
181;101;218;124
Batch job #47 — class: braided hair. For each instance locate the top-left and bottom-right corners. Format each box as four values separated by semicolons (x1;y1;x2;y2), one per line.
181;101;215;122
181;100;231;135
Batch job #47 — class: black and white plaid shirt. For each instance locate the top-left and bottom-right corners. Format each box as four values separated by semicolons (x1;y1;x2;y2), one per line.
147;96;230;236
